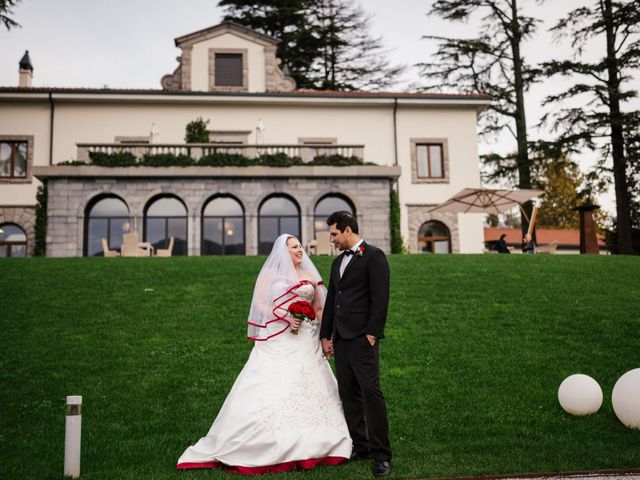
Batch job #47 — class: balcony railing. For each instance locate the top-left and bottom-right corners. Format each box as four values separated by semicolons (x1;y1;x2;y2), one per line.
76;143;365;163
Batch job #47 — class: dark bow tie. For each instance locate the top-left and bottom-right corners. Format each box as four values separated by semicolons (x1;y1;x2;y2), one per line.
343;249;354;256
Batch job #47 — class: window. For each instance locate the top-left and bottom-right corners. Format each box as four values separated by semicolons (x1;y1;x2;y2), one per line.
202;195;245;255
0;223;27;257
144;195;188;256
410;138;449;183
0;141;27;178
418;221;451;254
258;195;300;254
215;53;243;86
416;144;443;178
84;195;130;257
209;49;248;91
313;194;355;236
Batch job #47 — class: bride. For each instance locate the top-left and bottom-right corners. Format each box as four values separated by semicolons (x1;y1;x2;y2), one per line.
177;234;352;474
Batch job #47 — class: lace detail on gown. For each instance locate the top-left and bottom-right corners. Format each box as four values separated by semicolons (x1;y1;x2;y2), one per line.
258;365;346;433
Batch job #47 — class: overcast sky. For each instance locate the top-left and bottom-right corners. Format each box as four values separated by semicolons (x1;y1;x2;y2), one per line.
2;0;638;214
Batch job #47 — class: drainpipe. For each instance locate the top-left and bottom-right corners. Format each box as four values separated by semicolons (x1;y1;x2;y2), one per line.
392;97;399;167
48;92;55;165
392;97;400;198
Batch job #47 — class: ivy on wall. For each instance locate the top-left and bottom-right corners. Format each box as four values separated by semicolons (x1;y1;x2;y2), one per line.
33;183;47;257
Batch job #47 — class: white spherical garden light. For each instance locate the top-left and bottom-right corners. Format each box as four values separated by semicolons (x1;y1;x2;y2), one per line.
612;368;640;429
558;374;603;416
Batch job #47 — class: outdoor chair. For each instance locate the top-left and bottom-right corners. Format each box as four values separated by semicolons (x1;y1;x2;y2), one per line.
308;231;333;256
121;233;149;257
101;238;120;257
156;237;174;257
537;241;559;254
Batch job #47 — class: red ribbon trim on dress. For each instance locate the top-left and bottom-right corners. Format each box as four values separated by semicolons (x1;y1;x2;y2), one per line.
247;280;318;342
177;455;348;475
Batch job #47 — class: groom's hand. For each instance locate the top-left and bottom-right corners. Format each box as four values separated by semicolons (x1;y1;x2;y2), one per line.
321;338;334;360
366;335;376;346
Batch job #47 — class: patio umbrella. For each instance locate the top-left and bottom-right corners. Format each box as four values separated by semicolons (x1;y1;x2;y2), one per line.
428;188;542;216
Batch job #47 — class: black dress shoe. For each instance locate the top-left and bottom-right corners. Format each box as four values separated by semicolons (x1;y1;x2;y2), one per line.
350;451;370;461
373;460;391;477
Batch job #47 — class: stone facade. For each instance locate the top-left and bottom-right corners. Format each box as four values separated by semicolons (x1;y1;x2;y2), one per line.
406;204;460;253
0;205;37;255
42;167;398;257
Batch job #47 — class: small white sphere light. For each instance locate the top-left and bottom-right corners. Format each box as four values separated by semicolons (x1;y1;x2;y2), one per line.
558;374;603;415
612;368;640;429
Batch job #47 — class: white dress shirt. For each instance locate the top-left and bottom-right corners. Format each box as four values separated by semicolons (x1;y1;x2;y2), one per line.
339;239;364;278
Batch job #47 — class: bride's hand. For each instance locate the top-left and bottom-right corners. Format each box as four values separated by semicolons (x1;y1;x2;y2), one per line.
288;315;302;330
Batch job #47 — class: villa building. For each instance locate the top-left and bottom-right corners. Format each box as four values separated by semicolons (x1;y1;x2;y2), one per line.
0;21;490;257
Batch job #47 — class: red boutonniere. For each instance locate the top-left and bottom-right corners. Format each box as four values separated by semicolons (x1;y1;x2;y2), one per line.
356;245;365;257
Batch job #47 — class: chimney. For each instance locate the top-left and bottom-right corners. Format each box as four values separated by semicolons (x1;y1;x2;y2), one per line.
19;50;33;87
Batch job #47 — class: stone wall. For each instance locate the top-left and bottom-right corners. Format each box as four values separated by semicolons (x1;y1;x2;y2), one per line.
45;175;393;257
406;205;460;253
0;205;36;255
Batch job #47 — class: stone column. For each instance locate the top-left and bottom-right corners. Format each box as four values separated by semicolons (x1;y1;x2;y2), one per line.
574;204;600;254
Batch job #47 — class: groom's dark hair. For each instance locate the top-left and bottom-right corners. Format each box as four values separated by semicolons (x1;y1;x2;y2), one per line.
327;211;359;234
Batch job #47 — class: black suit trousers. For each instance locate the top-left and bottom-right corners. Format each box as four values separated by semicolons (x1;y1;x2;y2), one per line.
334;334;392;462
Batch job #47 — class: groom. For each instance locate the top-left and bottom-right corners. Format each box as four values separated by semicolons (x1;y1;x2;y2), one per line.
320;211;392;477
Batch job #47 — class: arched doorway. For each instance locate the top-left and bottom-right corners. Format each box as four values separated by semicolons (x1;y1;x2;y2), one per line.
418;220;451;253
202;195;245;255
84;195;130;256
144;195;188;256
0;223;27;257
313;194;356;236
258;194;300;254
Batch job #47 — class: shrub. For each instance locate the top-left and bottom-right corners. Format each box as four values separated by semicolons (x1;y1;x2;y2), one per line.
33;184;48;257
141;153;195;167
185;117;210;143
89;151;137;167
390;188;406;254
57;160;88;166
258;152;304;167
309;154;363;166
198;153;256;167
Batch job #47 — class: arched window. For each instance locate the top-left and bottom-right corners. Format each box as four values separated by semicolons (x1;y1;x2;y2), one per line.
202;195;245;255
84;195;129;256
0;223;27;257
144;195;188;256
418;221;451;254
313;194;356;236
258;195;300;254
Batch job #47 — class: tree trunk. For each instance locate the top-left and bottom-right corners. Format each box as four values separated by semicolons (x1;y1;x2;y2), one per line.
509;0;533;238
604;0;633;254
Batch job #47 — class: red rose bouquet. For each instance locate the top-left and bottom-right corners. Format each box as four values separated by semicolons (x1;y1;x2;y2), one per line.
287;300;316;334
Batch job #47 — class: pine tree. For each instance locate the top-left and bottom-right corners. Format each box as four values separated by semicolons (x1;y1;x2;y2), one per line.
0;0;21;30
418;0;541;236
308;0;405;90
218;0;404;90
540;0;640;254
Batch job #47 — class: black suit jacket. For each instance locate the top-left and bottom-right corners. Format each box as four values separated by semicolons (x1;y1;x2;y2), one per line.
320;241;390;340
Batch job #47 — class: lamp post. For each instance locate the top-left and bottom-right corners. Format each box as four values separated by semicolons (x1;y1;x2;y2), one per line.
64;395;82;478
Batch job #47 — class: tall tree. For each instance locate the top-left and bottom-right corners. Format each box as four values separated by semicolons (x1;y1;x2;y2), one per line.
218;0;320;89
541;0;640;254
534;160;582;229
218;0;404;90
0;0;21;30
418;0;542;236
308;0;405;90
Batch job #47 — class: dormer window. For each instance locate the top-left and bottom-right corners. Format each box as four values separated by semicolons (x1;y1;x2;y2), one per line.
215;53;242;86
209;49;248;91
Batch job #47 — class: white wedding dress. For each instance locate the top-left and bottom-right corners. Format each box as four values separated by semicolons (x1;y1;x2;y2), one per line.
177;281;352;474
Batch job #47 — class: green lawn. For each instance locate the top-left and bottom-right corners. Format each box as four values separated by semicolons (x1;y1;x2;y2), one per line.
1;255;639;480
